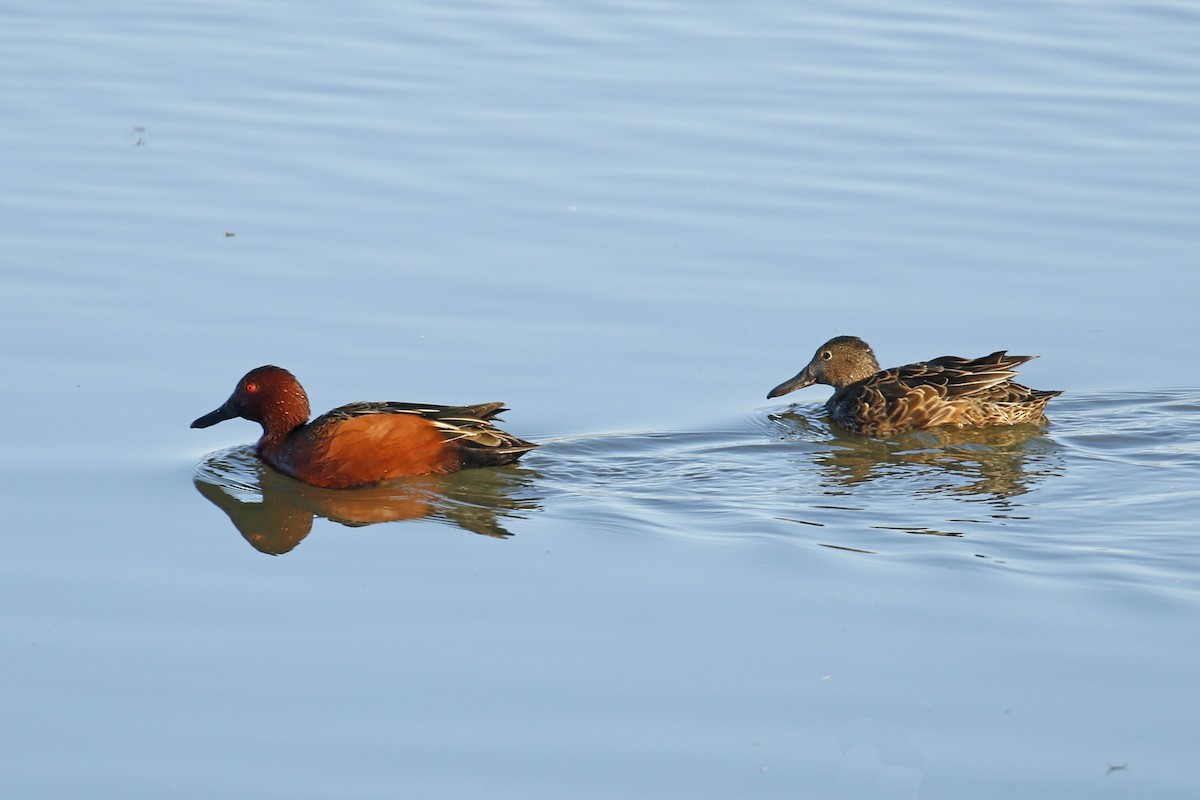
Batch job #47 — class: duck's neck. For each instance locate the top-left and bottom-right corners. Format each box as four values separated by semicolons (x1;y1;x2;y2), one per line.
256;420;305;469
257;402;310;449
831;359;881;390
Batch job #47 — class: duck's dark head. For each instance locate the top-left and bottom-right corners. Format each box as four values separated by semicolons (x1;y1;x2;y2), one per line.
191;365;311;436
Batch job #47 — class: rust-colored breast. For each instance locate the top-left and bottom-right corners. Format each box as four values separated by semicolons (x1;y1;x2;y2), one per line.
274;414;462;489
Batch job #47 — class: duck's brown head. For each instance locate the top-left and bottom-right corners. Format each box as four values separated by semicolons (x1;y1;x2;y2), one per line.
767;336;882;397
191;365;311;437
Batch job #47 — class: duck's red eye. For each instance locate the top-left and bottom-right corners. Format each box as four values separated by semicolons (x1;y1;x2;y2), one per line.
245;382;258;393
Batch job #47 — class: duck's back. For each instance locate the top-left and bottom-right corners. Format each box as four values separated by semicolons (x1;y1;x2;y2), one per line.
829;352;1060;435
269;401;537;488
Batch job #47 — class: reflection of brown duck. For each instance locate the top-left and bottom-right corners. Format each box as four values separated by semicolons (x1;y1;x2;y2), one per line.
769;406;1060;500
194;446;540;554
191;366;537;488
768;336;1060;435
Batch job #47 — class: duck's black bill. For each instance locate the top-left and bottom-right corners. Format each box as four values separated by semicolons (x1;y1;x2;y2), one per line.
191;403;238;429
767;369;815;399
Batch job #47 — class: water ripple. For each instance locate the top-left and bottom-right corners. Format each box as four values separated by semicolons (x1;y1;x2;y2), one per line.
530;389;1199;591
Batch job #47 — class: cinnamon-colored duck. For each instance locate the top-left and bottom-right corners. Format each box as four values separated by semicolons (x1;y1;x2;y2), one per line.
191;365;537;489
767;336;1060;436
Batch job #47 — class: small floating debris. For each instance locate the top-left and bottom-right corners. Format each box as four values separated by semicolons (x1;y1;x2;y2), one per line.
818;543;875;554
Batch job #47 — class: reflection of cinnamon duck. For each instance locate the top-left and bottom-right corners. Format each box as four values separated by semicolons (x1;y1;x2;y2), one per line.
194;446;541;554
769;336;1060;435
192;366;537;488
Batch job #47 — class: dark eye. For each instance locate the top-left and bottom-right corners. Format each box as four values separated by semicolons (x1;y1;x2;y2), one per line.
821;351;832;360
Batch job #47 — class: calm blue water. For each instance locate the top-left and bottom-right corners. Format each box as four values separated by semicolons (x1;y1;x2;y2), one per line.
2;1;1198;798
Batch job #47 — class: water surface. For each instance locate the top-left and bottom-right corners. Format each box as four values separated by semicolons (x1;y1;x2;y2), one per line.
2;1;1198;798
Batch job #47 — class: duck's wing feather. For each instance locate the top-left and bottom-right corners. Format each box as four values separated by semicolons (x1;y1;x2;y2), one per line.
315;401;537;456
868;352;1038;400
318;400;508;423
831;352;1048;435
